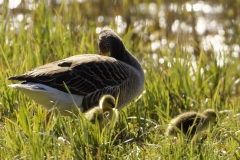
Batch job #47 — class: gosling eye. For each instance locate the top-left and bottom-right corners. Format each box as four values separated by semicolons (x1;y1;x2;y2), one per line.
107;101;115;108
110;102;115;108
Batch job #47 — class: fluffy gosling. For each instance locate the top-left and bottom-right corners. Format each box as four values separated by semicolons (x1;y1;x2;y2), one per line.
84;95;119;126
166;109;217;138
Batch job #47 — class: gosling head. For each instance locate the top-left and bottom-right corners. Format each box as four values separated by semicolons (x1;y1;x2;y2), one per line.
99;95;119;126
99;95;116;112
201;109;217;130
84;95;118;128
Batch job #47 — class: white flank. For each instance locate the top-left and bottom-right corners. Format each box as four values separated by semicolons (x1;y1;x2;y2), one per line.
8;82;84;115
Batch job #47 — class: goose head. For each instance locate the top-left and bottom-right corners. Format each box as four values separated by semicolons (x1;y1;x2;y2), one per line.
98;28;144;73
99;28;125;59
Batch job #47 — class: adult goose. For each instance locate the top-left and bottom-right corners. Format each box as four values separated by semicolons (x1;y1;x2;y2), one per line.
84;95;118;127
166;109;217;138
8;28;144;115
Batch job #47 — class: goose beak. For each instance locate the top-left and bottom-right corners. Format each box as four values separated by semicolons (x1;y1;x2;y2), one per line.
99;50;104;55
99;50;110;56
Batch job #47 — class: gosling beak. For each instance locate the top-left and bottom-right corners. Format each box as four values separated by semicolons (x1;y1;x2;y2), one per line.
112;108;119;122
106;108;119;121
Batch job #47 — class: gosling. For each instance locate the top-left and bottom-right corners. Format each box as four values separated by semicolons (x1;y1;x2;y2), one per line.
166;109;217;138
84;95;119;126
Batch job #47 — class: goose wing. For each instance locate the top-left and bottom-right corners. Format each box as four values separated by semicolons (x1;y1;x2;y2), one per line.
8;54;130;96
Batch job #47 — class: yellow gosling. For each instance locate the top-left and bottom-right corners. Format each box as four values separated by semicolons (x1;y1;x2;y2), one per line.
166;109;217;138
84;95;119;127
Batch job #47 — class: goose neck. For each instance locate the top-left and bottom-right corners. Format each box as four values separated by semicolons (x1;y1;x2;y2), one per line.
112;50;143;73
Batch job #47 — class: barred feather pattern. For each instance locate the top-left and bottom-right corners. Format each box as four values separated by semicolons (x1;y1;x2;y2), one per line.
8;28;145;112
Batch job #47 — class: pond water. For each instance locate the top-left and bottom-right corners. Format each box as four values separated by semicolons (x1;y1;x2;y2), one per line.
1;0;240;64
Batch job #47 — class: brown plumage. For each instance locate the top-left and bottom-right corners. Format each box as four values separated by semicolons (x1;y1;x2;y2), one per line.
8;28;144;115
166;109;217;138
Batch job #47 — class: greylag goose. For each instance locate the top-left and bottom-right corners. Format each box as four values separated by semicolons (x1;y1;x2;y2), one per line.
84;95;118;126
166;109;217;138
8;28;144;115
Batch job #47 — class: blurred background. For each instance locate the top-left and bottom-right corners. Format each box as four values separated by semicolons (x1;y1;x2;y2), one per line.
1;2;240;158
1;0;240;59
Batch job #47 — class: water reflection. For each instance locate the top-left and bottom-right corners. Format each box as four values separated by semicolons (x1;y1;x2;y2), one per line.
115;15;127;34
186;1;223;13
1;0;240;65
7;0;21;9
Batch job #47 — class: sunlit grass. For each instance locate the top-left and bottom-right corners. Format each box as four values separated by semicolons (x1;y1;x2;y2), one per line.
0;0;240;159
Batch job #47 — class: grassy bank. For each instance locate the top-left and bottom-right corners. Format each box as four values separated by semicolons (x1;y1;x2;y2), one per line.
0;1;240;159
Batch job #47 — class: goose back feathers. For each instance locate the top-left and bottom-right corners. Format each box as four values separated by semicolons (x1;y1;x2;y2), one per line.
8;28;144;114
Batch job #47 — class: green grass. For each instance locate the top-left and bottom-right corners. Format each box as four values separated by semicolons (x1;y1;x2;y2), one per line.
1;1;240;159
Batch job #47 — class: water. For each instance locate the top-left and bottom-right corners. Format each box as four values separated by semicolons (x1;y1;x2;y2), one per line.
1;0;240;65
